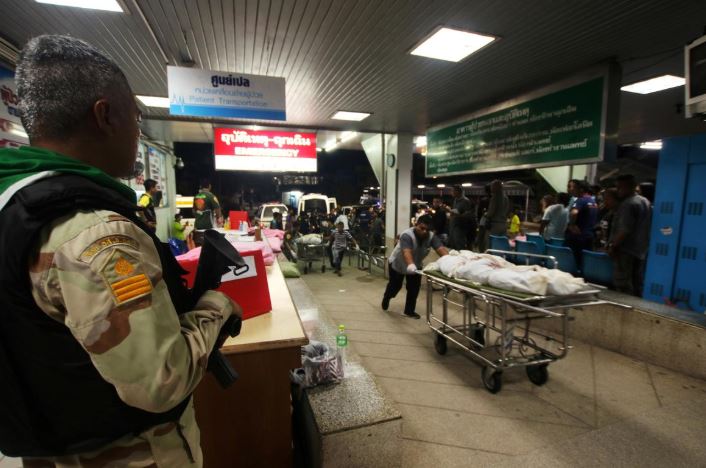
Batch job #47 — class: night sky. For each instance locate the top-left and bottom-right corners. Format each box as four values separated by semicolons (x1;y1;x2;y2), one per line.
173;143;378;208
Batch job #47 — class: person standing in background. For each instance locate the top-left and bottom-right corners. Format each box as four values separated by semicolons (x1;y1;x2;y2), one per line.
476;184;492;252
138;178;158;231
595;188;619;250
270;211;284;230
486;180;510;238
370;210;385;248
193;179;222;230
609;175;652;296
431;197;448;244
565;179;599;268
507;206;522;239
540;193;570;241
447;185;476;250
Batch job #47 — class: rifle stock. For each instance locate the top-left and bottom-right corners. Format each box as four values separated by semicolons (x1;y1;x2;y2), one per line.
192;230;247;388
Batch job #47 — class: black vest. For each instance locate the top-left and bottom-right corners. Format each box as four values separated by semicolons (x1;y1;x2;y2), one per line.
0;175;191;457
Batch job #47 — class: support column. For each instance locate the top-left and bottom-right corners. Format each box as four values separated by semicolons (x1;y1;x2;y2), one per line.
383;133;414;251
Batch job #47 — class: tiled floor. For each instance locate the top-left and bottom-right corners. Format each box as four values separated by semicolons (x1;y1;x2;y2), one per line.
301;263;706;467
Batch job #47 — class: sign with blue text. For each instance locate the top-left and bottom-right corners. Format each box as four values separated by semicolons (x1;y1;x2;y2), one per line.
167;66;286;121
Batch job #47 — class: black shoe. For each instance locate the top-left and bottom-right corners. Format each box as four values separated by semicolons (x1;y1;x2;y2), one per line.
381;296;390;311
404;311;421;319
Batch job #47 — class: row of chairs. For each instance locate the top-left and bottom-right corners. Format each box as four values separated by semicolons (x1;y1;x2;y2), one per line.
488;234;613;287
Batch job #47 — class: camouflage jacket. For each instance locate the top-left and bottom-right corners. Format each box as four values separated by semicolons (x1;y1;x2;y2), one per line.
22;209;234;467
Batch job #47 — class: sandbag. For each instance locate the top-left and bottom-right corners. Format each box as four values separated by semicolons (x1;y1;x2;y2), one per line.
280;261;301;278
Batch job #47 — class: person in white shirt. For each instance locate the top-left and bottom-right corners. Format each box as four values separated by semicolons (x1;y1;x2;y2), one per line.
334;209;349;230
540;192;570;241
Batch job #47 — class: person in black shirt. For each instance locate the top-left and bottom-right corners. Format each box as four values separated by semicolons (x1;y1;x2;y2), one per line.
431;197;448;243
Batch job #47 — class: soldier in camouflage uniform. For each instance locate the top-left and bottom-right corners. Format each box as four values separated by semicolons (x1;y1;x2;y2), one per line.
0;36;240;467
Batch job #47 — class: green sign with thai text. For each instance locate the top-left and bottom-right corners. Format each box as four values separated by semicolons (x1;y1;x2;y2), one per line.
426;77;607;176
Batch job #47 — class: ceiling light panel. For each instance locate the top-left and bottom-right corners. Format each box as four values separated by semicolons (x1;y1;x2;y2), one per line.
621;75;685;94
331;111;370;121
36;0;124;12
410;27;496;62
136;95;170;108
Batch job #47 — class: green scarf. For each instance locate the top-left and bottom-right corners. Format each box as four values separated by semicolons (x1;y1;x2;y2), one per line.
0;145;135;203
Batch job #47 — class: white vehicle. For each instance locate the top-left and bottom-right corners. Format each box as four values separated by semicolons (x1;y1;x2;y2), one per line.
255;203;289;227
298;193;333;215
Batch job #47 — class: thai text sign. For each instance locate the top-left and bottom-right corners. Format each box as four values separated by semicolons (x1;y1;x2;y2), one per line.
214;128;317;172
168;66;286;120
426;76;608;176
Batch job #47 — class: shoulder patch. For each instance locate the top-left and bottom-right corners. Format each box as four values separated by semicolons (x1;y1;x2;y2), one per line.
79;235;139;263
99;249;153;305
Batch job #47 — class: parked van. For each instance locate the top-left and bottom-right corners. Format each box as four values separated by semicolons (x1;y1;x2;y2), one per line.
298;193;332;215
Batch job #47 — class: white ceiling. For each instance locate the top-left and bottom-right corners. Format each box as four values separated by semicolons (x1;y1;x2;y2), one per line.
3;0;706;142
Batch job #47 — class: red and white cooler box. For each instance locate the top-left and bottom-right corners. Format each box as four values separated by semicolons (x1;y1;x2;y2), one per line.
177;247;272;320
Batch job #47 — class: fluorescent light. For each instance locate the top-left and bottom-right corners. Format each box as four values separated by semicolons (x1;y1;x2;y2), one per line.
136;95;169;108
332;111;370;121
414;136;427;146
417;185;426;189
462;183;472;187
341;131;358;141
640;140;662;150
8;126;28;139
35;0;123;12
410;27;496;62
621;75;685;94
324;141;338;152
437;184;446;188
316;147;323;152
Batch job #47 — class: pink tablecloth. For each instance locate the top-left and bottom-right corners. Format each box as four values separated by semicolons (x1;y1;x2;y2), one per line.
176;240;275;266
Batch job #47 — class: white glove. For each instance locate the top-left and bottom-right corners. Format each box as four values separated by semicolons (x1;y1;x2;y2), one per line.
406;263;417;274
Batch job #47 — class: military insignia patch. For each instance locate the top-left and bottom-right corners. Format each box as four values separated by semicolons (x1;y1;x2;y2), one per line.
79;235;139;263
99;249;153;304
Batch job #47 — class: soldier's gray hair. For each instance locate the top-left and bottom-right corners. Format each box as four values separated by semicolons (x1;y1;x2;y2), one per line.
16;35;132;141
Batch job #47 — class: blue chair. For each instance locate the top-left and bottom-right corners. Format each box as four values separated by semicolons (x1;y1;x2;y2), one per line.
168;238;187;256
582;250;613;286
548;237;565;246
489;235;512;251
525;234;546;254
488;235;514;261
515;239;542;265
545;244;578;275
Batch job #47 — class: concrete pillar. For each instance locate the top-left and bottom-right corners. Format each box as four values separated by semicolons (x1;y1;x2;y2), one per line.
383;133;414;250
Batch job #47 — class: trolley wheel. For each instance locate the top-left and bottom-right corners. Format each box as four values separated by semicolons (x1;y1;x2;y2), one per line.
434;334;447;355
526;364;549;386
481;367;503;394
321;264;326;273
472;324;486;349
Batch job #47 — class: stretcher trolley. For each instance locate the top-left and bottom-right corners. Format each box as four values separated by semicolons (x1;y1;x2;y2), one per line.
295;236;327;274
422;250;615;394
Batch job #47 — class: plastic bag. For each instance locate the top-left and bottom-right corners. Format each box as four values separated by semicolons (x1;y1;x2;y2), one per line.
295;234;323;245
437;255;468;277
542;268;587;295
487;268;549;295
290;341;344;388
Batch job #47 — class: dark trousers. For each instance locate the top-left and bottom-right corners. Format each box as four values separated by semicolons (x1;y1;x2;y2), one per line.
566;236;593;269
383;267;422;315
332;248;345;270
613;251;645;297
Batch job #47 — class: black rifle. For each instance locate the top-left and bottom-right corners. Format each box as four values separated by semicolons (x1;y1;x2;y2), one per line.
191;230;248;388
